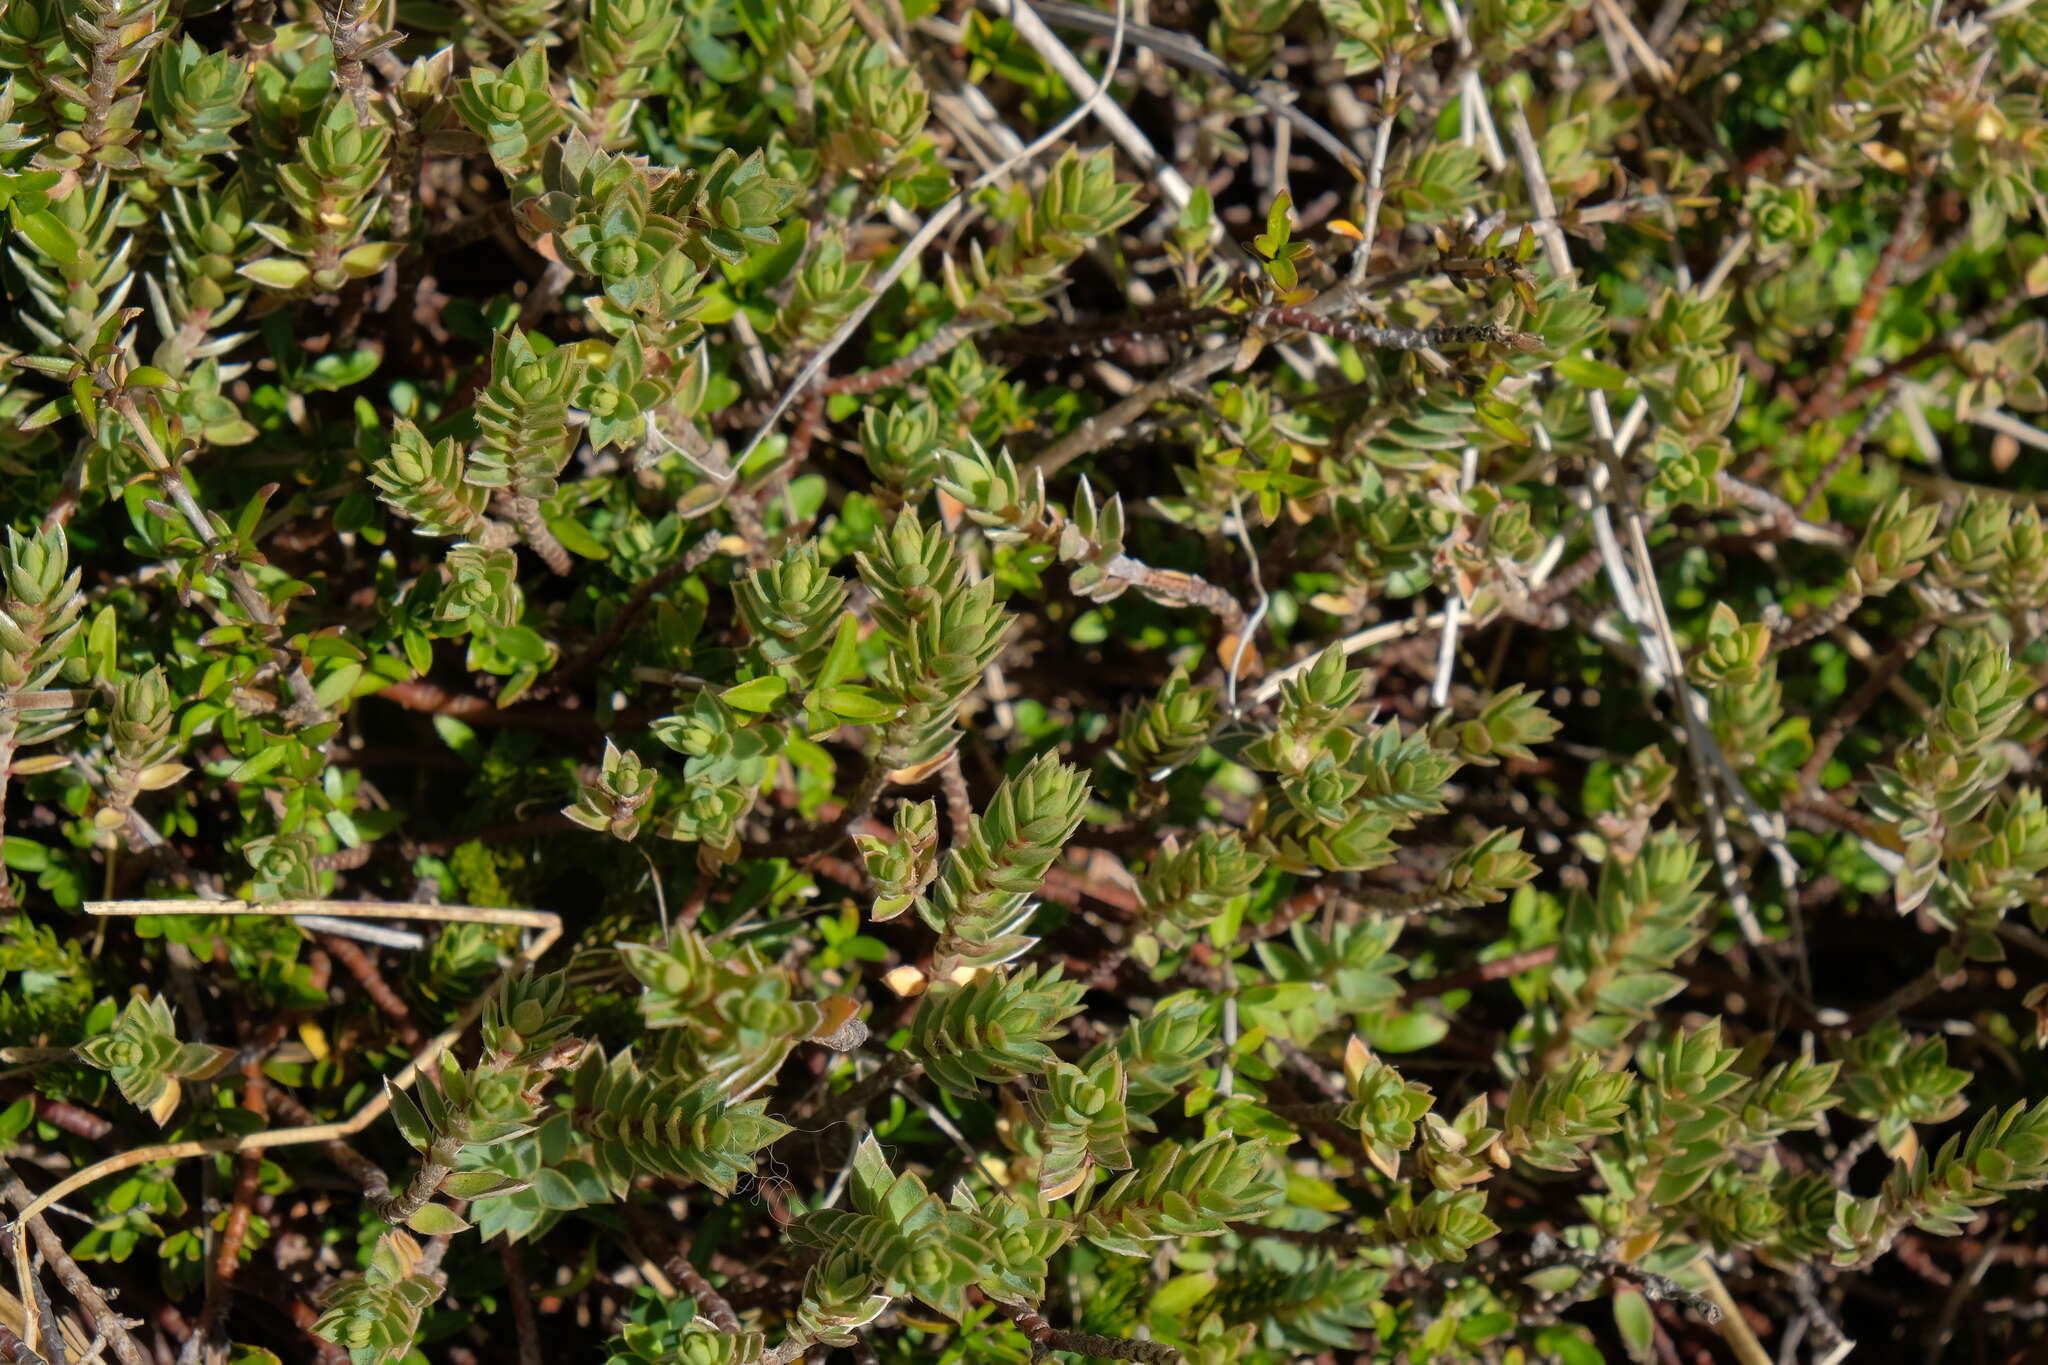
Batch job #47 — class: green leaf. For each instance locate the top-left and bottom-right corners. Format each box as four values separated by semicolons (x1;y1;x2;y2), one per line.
1362;1010;1448;1053
239;257;313;289
1612;1287;1655;1362
315;662;364;708
547;515;612;560
0;1096;34;1142
490;626;553;666
1255;192;1292;259
404;1203;471;1235
227;744;289;784
88;605;118;678
1523;1264;1584;1295
439;1170;531;1199
341;241;405;276
386;1082;432;1151
2;838;50;871
16;211;85;264
1554;354;1630;391
1532;1327;1605;1365
1284;1171;1352;1212
1148;1271;1217;1318
815;684;894;722
813;613;863;691
721;675;789;713
1474;403;1530;446
403;630;434;676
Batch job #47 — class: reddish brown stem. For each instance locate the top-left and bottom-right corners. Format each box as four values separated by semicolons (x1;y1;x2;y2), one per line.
1532;550;1605;605
501;1239;543;1365
1770;588;1865;653
203;951;331;1352
997;1303;1182;1365
257;1081;393;1197
546;530;723;694
318;935;425;1050
786;393;822;472
0;1090;115;1143
1241;886;1326;945
309;843;375;873
1794;174;1928;428
936;750;974;851
284;1295;350;1365
373;680;645;732
1835;292;2025;416
1793;388;1903;520
1404;944;1559;1002
994;308;1220;360
1786;790;1894;849
1801;616;1938;785
802;1051;920;1126
664;1247;742;1334
815;322;987;397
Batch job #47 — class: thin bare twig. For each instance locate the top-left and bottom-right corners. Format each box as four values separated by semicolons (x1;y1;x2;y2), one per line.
1349;51;1404;282
663;1245;742;1334
1432;446;1480;709
543;530;724;695
319;934;426;1050
1802;616;1938;784
1249;609;1451;705
1793;387;1903;520
982;0;1191;213
500;1240;543;1365
1104;558;1246;638
1504;103;1653;652
1015;0;1361;176
1692;1261;1772;1365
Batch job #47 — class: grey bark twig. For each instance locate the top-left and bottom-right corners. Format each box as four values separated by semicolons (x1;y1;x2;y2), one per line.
0;1165;148;1365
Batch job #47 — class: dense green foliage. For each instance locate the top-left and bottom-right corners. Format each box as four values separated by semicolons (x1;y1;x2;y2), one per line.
2;0;2047;1363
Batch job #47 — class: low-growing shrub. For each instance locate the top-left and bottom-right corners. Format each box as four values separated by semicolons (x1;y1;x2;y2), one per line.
1;0;2046;1363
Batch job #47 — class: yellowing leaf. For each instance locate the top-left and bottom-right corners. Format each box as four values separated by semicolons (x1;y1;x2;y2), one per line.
135;763;191;791
1041;1163;1091;1200
238;257;312;290
882;964;928;997
145;1077;183;1127
887;751;951;786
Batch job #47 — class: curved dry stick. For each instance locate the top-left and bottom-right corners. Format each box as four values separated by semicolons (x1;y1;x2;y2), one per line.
12;900;561;1354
